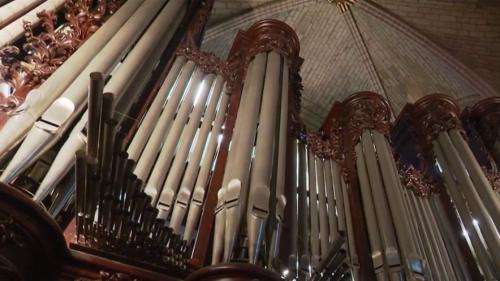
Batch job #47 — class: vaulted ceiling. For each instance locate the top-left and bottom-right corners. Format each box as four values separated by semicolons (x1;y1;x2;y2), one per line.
202;0;500;129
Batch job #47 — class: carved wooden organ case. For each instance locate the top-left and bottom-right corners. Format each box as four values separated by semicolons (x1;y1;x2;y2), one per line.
0;1;312;280
0;1;499;281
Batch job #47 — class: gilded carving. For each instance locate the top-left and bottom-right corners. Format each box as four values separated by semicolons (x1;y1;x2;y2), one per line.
0;0;123;112
397;161;437;197
176;47;228;80
412;95;462;148
343;92;391;145
75;271;140;281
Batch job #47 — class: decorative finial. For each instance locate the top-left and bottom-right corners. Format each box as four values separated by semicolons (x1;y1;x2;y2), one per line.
327;0;357;13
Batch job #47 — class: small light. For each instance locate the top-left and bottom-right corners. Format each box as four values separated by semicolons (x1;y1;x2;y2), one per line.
473;219;479;226
462;229;469;237
218;134;223;144
282;269;289;277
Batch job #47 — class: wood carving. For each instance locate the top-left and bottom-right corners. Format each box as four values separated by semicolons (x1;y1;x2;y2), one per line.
397;161;437;197
0;0;123;113
307;131;335;159
411;94;462;150
75;271;140;281
343;91;391;143
176;46;228;81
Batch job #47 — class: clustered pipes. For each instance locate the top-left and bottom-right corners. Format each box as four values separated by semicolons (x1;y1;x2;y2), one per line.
74;73;190;272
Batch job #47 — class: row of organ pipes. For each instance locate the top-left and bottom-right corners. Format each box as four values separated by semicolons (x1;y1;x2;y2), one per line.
0;1;498;279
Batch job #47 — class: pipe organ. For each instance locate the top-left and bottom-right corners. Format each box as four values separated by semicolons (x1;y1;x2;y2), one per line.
0;1;497;281
393;95;500;281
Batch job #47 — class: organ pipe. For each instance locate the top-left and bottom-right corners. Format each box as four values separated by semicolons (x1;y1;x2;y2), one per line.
0;0;144;158
246;51;281;264
156;74;216;218
0;0;179;183
169;76;225;233
315;156;330;260
31;1;186;202
0;0;44;29
182;92;229;242
220;52;267;262
0;0;65;48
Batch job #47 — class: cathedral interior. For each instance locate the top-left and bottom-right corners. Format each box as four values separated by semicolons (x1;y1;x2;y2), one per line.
0;0;499;280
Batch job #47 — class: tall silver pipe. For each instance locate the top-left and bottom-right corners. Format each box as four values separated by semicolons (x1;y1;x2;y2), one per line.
407;191;449;281
133;61;197;179
183;92;229;243
268;58;290;263
323;159;339;244
449;129;500;222
361;131;401;280
331;160;346;233
341;176;360;280
0;0;144;158
143;68;205;202
127;56;187;161
297;142;310;274
222;53;267;261
315;157;330;260
246;51;282;263
308;149;321;268
169;78;225;234
355;142;386;280
157;74;216;219
402;189;438;281
436;133;500;266
429;196;473;281
372;131;425;279
434;143;498;279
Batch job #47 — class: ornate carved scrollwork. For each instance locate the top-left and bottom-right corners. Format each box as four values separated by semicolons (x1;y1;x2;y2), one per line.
484;168;500;191
307;131;334;159
75;271;140;281
342;91;391;145
176;46;229;82
396;161;437;197
411;94;462;149
0;0;123;112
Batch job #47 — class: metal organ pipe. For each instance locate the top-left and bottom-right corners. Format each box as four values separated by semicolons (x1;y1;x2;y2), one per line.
221;53;267;262
169;77;225;234
355;141;386;281
297;141;310;276
182;92;230;242
32;5;187;202
143;67;205;203
126;56;187;161
434;143;499;279
211;57;259;265
372;131;426;280
0;0;185;184
246;51;282;264
315;156;330;260
436;133;500;267
323;159;339;244
0;0;66;48
156;74;216;219
0;0;144;158
448;129;500;223
132;60;196;178
269;58;290;263
308;149;321;268
0;0;44;29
